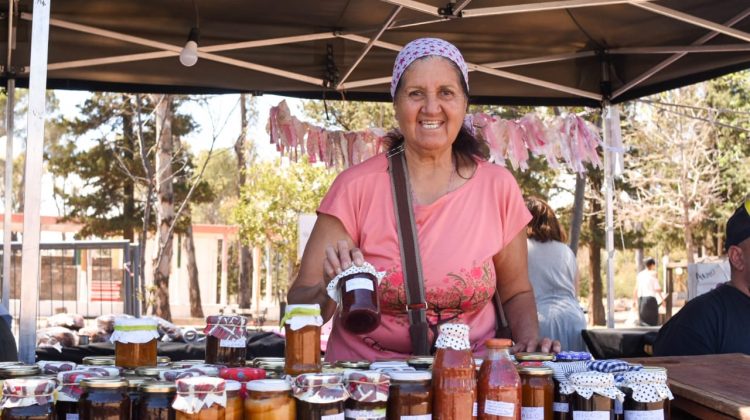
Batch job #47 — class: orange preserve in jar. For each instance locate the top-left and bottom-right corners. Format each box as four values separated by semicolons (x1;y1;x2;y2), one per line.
477;338;521;420
204;315;248;367
281;304;323;376
224;380;243;420
111;317;159;369
432;323;477;420
244;379;295;420
518;366;554;420
173;376;227;420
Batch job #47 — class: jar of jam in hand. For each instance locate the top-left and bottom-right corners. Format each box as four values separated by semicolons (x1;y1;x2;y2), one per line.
331;263;381;334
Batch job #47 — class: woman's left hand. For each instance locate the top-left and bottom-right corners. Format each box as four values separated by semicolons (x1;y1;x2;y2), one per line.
512;337;562;354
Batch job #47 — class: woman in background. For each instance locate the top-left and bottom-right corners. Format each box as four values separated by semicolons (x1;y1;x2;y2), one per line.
526;196;587;351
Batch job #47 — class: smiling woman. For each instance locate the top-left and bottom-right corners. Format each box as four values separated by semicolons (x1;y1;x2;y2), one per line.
287;37;560;362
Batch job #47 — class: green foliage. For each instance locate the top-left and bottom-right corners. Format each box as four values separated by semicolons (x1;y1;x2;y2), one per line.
191;149;239;224
233;157;335;265
301;100;396;131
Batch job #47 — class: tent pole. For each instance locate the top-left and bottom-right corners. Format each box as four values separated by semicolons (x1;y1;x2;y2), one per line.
603;103;616;328
18;0;51;364
3;0;16;313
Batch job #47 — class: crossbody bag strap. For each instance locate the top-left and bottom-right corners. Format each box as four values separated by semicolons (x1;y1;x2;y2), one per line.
388;150;431;356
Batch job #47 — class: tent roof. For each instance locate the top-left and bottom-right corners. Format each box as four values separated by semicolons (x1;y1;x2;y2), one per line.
2;0;750;107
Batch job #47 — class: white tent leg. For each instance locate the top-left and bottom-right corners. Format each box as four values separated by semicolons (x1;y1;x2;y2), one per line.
603;104;616;328
18;0;51;363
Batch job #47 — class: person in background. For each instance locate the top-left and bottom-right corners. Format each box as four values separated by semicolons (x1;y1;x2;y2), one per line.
654;198;750;356
525;197;587;351
287;38;560;361
633;258;664;326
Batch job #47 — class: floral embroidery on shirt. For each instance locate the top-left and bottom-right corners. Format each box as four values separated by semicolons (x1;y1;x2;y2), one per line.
378;258;495;328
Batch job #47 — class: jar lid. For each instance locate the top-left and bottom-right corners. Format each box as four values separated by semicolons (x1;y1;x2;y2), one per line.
369;361;409;371
225;380;242;392
111;317;160;344
204;316;248;343
386;371;432;381
325;262;381;305
174;376;227;414
125;376;154;389
292;373;348;404
76;366;121;377
246;379;292;392
81;377;128;389
485;338;513;349
219;367;266;382
345;371;390;402
0;365;41;378
1;378;56;408
555;351;592;362
515;352;555;362
517;366;554;376
253;358;285;372
136;366;172;378
82;356;115;366
335;360;372;370
281;304;323;330
140;381;177;393
406;357;433;370
171;360;206;369
157;356;171;365
36;361;77;375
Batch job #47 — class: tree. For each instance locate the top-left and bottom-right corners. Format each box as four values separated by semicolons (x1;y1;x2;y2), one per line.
621;86;723;266
236;94;255;309
302;100;396;131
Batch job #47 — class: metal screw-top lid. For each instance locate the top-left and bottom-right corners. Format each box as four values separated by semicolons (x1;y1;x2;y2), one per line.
140;381;177;394
335;360;372;370
135;366;172;378
515;352;555;362
387;371;432;382
406;357;433;370
80;377;129;389
0;365;42;379
517;366;554;376
157;356;171;365
125;376;154;390
171;360;206;369
82;356;115;366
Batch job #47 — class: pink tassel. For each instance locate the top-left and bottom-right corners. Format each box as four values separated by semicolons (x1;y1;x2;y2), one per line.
506;120;529;171
520;113;546;154
306;125;319;164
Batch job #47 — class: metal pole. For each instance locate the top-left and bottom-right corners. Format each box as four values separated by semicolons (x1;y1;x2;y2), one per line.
18;0;52;363
3;0;16;312
603;103;616;328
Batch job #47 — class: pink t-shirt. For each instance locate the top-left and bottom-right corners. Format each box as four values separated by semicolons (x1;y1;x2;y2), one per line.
318;153;531;361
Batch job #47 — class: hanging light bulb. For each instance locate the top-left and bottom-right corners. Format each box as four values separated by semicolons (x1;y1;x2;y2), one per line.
179;27;200;67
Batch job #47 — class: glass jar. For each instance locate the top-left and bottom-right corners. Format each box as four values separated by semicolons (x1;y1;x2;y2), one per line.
173;376;226;420
431;324;476;420
79;377;130;420
386;371;431;420
549;351;592;420
518;366;554;420
126;376;154;416
336;268;380;334
111;317;159;369
293;373;347;420
566;372;624;420
282;304;322;376
344;371;389;420
621;367;672;420
477;338;521;419
0;377;56;420
244;379;295;420
204;316;248;367
56;370;106;419
136;381;176;420
224;380;243;420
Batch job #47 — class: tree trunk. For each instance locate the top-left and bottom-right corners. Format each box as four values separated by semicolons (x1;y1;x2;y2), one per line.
121;96;136;242
252;246;262;316
569;173;586;254
265;241;273;303
135;94;155;315
152;94;174;321
589;199;606;326
236;94;253;309
184;221;204;318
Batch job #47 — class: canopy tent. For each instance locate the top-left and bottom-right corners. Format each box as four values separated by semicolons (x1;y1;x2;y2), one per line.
3;0;750;362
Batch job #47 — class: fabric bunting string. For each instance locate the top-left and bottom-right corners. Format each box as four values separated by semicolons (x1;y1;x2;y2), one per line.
268;100;602;173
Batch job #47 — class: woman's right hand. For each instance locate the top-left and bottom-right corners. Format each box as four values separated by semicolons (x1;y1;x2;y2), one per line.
323;240;365;282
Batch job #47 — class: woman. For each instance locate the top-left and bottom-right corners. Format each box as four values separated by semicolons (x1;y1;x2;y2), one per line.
288;38;559;361
525;196;587;351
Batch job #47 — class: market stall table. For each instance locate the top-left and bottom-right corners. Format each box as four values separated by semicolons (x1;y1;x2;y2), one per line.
626;353;750;419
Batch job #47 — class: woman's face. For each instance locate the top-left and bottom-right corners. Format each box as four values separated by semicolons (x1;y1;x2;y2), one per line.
393;56;468;155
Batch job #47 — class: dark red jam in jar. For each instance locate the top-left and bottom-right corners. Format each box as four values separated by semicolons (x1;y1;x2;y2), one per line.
336;267;380;334
203;315;248;367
